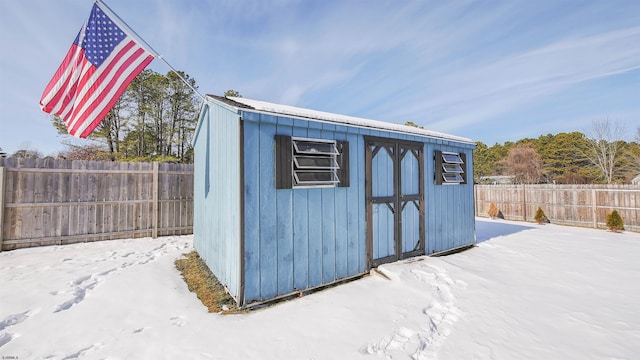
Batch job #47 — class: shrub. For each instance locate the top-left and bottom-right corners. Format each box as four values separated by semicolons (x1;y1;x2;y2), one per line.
488;202;499;219
606;210;624;232
534;207;549;224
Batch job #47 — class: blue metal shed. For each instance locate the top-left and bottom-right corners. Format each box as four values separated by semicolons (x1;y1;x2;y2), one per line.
192;95;476;306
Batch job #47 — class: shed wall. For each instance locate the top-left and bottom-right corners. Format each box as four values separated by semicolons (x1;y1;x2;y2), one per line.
240;111;476;303
242;112;367;303
425;144;476;253
193;104;241;299
193;98;476;305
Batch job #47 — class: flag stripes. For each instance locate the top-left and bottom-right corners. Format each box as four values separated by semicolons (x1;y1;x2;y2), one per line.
40;4;154;138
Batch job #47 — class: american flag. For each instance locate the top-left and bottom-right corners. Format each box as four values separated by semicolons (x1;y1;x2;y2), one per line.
40;3;154;138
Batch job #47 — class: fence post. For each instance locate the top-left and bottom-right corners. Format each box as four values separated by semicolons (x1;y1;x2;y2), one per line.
522;183;527;221
474;185;478;217
0;166;5;251
152;162;159;239
591;189;597;229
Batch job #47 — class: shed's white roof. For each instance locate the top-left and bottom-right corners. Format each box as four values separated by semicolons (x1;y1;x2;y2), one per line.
222;96;473;144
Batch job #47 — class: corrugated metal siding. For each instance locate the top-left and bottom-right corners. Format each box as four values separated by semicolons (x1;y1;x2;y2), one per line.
242;112;367;303
424;144;476;254
193;103;241;299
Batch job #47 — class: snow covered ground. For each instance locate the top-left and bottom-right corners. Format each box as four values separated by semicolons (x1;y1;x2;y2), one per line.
1;218;639;359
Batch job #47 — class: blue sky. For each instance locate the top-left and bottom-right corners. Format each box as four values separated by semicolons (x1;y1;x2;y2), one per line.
1;0;639;156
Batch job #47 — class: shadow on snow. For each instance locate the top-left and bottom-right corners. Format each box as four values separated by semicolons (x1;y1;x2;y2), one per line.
475;218;535;243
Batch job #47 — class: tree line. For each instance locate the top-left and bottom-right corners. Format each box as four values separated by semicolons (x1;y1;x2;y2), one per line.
51;69;202;163
474;121;640;184
7;80;639;186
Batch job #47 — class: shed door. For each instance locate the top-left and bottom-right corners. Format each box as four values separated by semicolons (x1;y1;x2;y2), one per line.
365;137;424;267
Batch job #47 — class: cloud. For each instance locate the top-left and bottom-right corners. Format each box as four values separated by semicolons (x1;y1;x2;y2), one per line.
2;0;638;154
423;25;640;129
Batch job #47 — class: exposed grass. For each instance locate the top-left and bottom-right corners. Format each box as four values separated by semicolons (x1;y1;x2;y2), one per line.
174;251;239;314
175;252;368;313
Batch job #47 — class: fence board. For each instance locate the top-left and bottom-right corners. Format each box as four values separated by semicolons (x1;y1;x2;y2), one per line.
475;184;640;232
0;158;193;251
0;166;4;249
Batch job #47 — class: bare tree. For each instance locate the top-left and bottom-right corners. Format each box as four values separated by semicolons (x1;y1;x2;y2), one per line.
502;143;543;184
583;119;627;184
57;144;113;161
12;149;42;159
632;126;640;177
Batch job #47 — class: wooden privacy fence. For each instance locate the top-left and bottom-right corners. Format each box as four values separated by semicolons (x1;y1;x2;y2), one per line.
475;184;640;232
0;157;194;251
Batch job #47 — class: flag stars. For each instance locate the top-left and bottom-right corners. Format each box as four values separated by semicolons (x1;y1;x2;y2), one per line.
81;5;127;66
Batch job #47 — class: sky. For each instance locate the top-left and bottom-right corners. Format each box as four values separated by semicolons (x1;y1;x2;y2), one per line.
1;0;639;156
2;220;639;358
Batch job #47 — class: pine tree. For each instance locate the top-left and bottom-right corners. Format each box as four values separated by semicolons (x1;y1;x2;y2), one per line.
488;202;499;219
606;210;624;232
534;207;548;224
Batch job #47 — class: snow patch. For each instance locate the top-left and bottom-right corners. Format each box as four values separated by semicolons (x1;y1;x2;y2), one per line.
364;263;465;359
0;311;30;331
1;222;639;359
0;332;14;348
60;343;102;359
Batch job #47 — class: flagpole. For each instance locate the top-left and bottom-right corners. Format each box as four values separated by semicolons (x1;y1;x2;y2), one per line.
95;0;207;102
